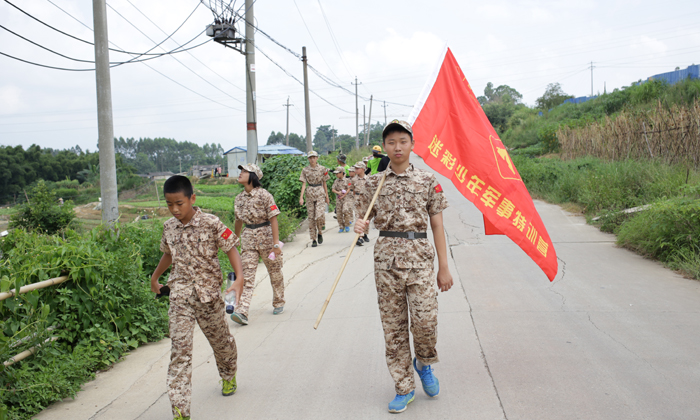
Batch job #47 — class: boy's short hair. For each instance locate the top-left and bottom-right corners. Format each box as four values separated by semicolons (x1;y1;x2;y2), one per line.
163;175;193;197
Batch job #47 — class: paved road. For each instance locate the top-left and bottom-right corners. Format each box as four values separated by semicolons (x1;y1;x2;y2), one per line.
38;155;700;420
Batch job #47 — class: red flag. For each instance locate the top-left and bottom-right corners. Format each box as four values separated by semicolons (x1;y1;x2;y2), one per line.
409;47;557;281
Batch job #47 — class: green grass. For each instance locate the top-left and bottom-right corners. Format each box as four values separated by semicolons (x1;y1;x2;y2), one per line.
514;155;700;279
127;196;234;213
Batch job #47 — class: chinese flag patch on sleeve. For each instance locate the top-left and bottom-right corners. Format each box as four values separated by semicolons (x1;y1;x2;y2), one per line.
221;228;233;239
434;184;443;193
270;205;278;211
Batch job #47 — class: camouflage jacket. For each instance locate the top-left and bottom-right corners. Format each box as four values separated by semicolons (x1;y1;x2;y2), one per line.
351;175;367;199
358;164;448;270
300;165;330;201
234;187;280;250
160;207;239;303
332;178;352;202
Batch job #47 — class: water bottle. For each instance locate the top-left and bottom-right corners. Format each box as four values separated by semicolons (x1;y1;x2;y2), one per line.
225;272;236;314
268;241;284;260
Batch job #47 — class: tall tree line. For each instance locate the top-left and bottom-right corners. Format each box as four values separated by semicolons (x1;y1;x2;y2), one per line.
114;137;225;174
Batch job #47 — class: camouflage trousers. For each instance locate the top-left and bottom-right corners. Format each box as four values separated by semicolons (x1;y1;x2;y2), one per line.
306;198;325;240
354;198;369;234
237;248;285;317
375;264;439;395
167;291;237;417
336;197;354;229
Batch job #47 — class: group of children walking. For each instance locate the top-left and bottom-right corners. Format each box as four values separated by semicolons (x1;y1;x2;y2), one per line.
150;120;453;419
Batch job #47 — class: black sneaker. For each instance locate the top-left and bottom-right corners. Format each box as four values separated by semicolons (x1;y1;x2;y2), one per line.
317;233;323;244
312;240;318;247
356;239;364;246
363;234;370;242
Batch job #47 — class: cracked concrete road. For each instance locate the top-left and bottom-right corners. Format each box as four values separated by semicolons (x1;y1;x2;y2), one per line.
37;155;700;420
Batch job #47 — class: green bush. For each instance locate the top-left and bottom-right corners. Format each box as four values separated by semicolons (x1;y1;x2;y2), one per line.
260;155;308;218
617;195;700;277
9;181;75;235
0;223;169;419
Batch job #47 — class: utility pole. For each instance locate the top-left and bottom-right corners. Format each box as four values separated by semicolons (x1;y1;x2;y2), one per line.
589;61;595;97
352;77;361;149
302;46;313;152
363;105;366;147
283;96;293;146
382;100;388;125
365;95;373;146
178;156;182;174
245;0;258;164
331;125;335;151
92;0;118;225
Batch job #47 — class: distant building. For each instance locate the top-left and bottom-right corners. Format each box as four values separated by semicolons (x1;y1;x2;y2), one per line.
223;144;304;177
647;64;699;85
147;171;175;180
191;164;221;178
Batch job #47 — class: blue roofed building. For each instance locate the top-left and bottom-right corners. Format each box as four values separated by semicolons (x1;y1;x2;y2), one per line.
223;144;304;177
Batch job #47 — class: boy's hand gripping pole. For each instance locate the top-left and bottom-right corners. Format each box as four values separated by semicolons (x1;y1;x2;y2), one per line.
314;172;388;329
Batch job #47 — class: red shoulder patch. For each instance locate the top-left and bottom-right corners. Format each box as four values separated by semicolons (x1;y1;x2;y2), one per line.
324;171;328;176
221;228;233;240
434;184;443;193
348;182;352;186
270;204;278;211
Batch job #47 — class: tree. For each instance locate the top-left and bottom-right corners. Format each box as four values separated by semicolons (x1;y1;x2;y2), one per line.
478;82;523;106
313;125;338;153
9;180;76;234
536;83;573;110
267;131;306;151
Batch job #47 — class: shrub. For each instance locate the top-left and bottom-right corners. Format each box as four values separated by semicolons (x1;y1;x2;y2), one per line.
0;223;170;419
9;181;75;235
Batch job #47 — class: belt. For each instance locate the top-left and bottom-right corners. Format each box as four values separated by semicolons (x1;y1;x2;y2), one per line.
379;231;427;239
308;183;323;187
246;221;271;229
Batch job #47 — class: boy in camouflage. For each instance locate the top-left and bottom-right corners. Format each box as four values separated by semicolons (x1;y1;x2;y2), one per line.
331;166;353;233
299;151;330;247
355;120;453;413
351;162;370;244
150;176;244;420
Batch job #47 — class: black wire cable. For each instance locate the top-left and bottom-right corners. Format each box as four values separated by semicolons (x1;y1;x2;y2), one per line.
254;44;353;114
0;23;210;67
4;0;202;58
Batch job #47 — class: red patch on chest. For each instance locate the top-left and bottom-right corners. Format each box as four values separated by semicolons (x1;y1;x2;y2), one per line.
434;184;443;193
221;228;233;239
270;205;278;211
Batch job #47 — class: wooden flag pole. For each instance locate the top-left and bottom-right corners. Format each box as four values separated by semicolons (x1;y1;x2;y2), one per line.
314;171;388;329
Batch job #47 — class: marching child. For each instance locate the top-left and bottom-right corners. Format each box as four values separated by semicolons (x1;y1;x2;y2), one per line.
299;151;330;247
150;175;244;420
331;166;353;233
354;120;453;413
351;162;370;244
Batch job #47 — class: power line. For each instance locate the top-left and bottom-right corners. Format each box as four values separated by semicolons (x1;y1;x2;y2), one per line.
126;0;245;93
316;0;354;78
254;44;352;114
0;23;211;67
105;2;247;106
291;0;343;82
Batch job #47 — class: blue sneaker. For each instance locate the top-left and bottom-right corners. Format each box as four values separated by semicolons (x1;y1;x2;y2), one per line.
413;358;439;397
339;228;344;233
388;390;415;413
345;226;350;232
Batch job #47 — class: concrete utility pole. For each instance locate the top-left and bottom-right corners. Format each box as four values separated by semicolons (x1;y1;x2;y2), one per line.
365;95;373;146
382;101;388;125
283;96;293;146
92;0;118;225
245;0;258;164
589;61;595;97
331;126;335;151
302;46;313;152
352;77;361;149
362;105;367;144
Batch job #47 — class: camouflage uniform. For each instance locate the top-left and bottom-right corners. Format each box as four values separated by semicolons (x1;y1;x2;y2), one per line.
160;207;239;417
332;177;353;229
300;165;330;240
357;164;449;395
352;174;369;233
234;187;285;317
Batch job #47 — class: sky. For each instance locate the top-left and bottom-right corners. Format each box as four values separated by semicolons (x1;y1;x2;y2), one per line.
1;0;699;153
